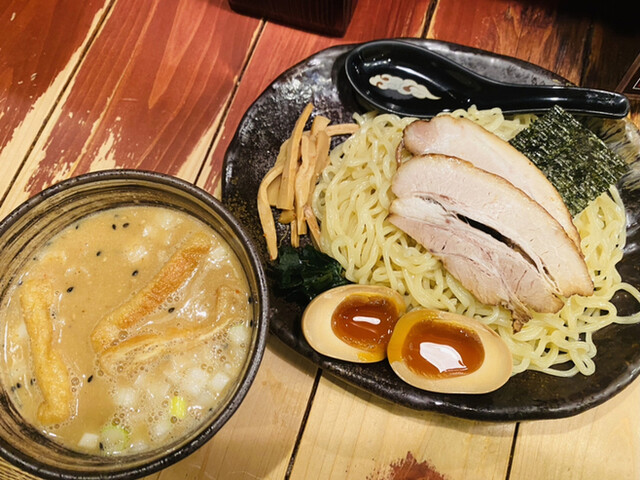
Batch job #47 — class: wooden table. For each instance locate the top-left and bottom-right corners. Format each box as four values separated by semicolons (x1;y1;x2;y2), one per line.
1;1;639;479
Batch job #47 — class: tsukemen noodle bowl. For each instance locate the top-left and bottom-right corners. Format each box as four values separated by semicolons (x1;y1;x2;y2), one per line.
0;170;268;479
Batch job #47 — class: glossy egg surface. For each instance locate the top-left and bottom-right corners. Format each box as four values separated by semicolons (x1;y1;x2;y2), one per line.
302;284;406;362
387;309;512;393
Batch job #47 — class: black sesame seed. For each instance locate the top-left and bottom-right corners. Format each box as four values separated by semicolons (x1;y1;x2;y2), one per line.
168;307;175;313
122;222;129;228
67;286;74;293
99;442;104;451
87;375;93;383
132;270;139;277
15;382;21;389
96;251;101;257
249;320;255;328
30;378;36;385
112;224;117;230
247;295;254;304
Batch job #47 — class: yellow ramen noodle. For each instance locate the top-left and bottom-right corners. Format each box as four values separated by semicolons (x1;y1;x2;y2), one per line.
0;206;253;454
312;108;640;377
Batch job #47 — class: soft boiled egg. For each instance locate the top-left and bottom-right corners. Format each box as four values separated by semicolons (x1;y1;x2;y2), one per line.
302;284;406;363
387;309;512;394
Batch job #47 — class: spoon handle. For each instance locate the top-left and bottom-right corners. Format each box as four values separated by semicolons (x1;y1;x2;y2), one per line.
480;83;630;118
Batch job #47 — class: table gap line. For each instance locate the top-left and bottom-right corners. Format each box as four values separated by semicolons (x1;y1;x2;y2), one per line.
504;421;520;480
284;367;323;480
0;0;117;208
193;20;266;187
422;0;439;38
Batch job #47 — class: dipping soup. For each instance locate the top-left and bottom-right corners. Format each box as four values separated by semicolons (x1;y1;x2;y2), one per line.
0;205;253;455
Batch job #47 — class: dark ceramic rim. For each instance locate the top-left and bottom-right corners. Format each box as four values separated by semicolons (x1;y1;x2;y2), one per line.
0;169;269;479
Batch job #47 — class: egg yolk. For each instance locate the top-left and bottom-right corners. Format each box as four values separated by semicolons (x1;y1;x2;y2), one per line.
331;294;401;356
401;320;485;378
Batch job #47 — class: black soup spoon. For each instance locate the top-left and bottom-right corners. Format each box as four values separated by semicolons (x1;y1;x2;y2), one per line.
344;39;630;119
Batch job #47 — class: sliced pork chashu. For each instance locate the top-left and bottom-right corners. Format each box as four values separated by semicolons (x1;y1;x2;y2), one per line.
390;196;564;318
402;116;581;247
390;154;593;314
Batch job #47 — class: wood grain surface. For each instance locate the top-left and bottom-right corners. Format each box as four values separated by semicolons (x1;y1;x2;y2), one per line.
0;0;260;218
0;0;639;479
428;0;591;84
197;0;432;196
0;0;110;204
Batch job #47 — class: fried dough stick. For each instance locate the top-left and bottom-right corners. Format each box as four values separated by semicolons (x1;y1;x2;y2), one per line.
20;278;72;425
98;286;246;375
91;232;212;353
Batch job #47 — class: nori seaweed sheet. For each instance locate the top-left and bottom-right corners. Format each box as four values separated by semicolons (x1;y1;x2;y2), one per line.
509;105;628;216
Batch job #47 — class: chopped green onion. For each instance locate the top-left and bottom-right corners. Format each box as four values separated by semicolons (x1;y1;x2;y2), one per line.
100;425;129;454
170;395;187;419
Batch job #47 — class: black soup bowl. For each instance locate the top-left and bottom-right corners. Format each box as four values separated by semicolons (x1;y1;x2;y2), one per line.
0;170;268;479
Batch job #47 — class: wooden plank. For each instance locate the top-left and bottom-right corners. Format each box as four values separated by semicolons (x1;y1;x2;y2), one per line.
584;22;640;92
510;377;640;480
196;0;432;195
0;0;110;203
145;339;318;480
0;465;40;480
0;0;260;219
584;17;640;129
289;376;514;480
428;0;591;85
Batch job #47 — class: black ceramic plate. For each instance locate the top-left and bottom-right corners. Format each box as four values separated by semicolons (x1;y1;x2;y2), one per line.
222;39;640;421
